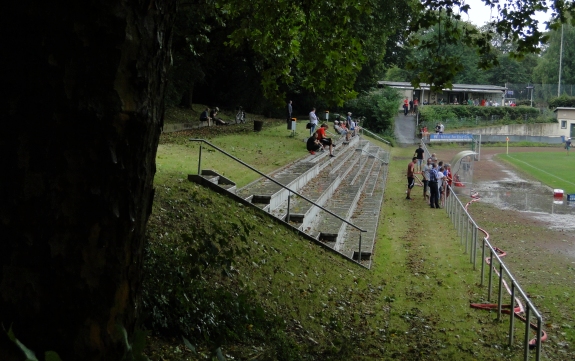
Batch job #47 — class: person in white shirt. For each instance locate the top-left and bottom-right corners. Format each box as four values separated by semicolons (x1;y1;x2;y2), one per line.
309;108;319;136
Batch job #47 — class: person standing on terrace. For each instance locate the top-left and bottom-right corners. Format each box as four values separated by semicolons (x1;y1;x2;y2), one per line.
309;107;319;136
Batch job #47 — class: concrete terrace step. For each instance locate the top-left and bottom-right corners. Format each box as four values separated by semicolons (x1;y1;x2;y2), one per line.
236;136;361;211
188;134;390;268
339;151;388;267
304;145;384;246
270;143;367;225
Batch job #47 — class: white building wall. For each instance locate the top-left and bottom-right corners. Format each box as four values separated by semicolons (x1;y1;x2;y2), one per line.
469;123;563;137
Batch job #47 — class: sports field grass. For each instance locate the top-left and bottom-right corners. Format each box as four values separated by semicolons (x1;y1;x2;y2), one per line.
496;151;575;194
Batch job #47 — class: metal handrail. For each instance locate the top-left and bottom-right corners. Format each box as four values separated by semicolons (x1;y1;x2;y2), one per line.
444;185;544;360
420;141;544;358
358;148;388;164
188;138;367;232
358;127;391;145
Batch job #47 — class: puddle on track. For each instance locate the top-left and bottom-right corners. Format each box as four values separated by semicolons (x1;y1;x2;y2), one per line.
453;168;575;231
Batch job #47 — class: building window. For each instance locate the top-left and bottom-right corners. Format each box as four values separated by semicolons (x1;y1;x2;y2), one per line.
561;120;567;129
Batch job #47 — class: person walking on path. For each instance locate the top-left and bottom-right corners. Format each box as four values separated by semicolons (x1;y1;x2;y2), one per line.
403;98;409;116
566;137;572;155
309;107;319;136
414;144;425;172
287;100;292;122
413;97;419;114
406;157;416;200
428;163;440;208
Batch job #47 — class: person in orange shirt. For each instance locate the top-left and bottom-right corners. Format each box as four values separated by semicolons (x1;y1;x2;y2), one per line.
316;123;335;157
403;98;409;116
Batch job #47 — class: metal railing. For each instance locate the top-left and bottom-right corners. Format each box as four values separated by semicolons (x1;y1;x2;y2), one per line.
188;138;368;264
358;127;391;145
419;141;544;359
444;189;544;360
357;148;389;165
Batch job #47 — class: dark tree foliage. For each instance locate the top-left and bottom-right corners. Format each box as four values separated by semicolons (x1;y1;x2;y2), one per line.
407;0;575;90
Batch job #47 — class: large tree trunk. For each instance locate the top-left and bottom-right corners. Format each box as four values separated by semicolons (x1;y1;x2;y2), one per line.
0;0;175;359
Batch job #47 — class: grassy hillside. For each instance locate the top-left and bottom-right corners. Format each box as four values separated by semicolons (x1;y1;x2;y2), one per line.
142;115;528;360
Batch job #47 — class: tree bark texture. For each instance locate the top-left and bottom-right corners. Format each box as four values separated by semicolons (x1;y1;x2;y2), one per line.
0;0;175;359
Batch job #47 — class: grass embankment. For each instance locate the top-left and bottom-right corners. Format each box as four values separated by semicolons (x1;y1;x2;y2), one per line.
496;151;575;194
143;112;527;360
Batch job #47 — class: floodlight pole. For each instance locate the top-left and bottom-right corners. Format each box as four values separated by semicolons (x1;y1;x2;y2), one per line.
526;84;534;107
559;24;564;96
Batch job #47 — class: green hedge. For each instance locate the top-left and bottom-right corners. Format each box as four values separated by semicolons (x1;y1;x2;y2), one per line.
548;94;575;108
419;105;543;123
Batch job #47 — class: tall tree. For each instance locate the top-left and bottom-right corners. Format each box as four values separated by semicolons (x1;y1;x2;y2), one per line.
0;0;175;359
406;0;575;89
532;23;575;86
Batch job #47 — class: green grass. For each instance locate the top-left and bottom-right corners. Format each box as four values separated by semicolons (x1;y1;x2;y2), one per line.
496;151;575;193
156;121;309;186
143;117;533;360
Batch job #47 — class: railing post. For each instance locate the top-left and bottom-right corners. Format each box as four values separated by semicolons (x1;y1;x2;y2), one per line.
198;143;202;175
472;225;477;270
497;262;504;321
509;283;516;347
358;232;362;264
451;196;456;225
488;249;494;301
286;190;291;223
459;207;464;246
481;238;486;286
524;305;531;360
536;316;542;361
465;216;469;254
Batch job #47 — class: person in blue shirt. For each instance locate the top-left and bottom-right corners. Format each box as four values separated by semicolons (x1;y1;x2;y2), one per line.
428;163;440;209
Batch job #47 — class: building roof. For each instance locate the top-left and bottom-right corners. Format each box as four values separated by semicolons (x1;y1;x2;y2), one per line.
378;81;506;93
553;107;575;112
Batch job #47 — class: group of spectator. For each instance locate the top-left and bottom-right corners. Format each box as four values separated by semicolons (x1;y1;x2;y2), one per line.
306;123;335;157
199;107;228;126
433;97;515;107
305;108;361;157
403;97;419;116
406;145;452;209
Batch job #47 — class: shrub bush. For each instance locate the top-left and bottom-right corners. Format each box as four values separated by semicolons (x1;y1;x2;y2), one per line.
419;105;541;124
548;94;575;108
344;87;400;133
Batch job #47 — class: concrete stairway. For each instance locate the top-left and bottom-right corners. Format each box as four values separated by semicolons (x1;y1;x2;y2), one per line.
188;135;388;268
